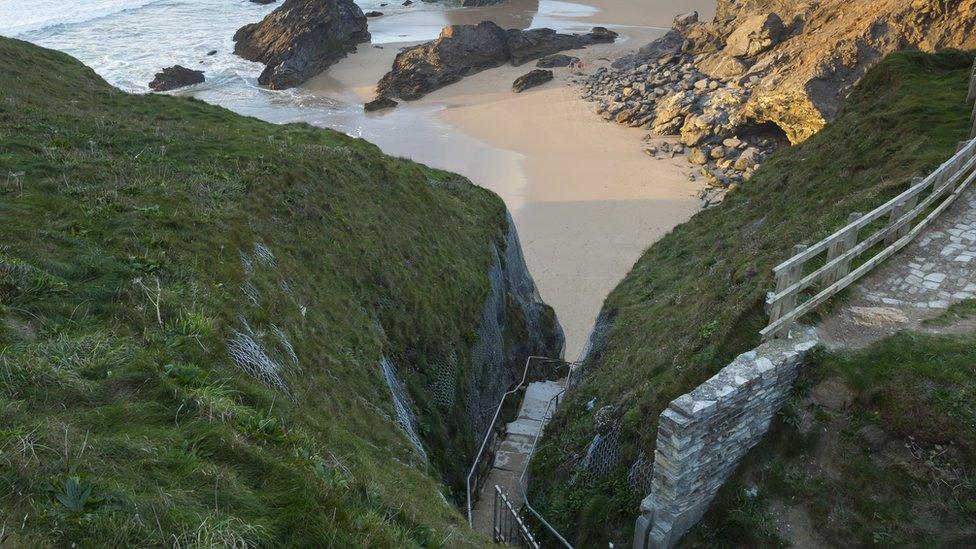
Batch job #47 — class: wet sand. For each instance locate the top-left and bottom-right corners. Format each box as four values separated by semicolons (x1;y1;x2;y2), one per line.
305;0;715;358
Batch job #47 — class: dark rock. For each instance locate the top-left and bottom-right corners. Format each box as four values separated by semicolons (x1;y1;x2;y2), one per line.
365;10;383;17
374;22;615;102
206;49;217;56
376;21;510;101
250;0;276;4
364;96;398;111
507;26;616;66
512;69;553;92
148;65;205;91
402;0;412;4
536;54;579;68
233;0;370;90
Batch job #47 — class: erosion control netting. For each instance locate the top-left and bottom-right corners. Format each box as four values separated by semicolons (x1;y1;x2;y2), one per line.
467;214;561;449
466;241;510;444
428;349;459;409
381;356;429;462
227;317;291;393
227;243;303;395
627;451;655;495
571;419;622;486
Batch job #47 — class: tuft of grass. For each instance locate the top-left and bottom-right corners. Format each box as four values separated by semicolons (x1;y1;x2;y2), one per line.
0;36;561;546
923;298;976;326
530;49;976;546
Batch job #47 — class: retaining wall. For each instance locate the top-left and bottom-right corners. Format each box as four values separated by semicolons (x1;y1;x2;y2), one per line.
633;326;819;548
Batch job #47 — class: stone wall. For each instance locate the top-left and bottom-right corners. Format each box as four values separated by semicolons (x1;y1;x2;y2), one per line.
633;326;819;549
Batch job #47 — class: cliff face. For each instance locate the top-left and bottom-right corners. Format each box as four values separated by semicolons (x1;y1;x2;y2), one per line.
0;37;560;546
692;0;976;142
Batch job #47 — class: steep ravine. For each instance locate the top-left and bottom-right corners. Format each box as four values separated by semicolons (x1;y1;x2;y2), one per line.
0;36;561;546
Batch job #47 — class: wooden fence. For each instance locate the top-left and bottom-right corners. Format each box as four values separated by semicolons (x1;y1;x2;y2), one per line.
761;136;976;340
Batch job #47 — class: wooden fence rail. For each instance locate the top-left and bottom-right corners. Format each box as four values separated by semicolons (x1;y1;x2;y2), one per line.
761;136;976;341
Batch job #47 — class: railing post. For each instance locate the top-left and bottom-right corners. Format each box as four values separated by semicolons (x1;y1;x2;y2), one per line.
767;244;807;339
968;56;976;104
971;99;976;139
884;177;924;246
824;212;862;285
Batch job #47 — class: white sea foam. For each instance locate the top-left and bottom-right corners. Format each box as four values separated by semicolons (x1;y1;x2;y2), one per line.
0;0;164;36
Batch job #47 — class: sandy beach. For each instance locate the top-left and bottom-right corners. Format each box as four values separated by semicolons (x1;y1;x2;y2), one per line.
306;0;715;358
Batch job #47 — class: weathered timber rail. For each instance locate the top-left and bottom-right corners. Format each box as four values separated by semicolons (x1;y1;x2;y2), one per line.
762;136;976;340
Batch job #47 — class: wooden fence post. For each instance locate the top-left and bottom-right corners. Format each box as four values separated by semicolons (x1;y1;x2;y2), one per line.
968;56;976;104
884;177;925;246
824;212;862;284
971;99;976;139
767;244;807;338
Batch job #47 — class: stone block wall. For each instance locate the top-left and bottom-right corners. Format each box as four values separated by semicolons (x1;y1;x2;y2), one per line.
633;326;819;549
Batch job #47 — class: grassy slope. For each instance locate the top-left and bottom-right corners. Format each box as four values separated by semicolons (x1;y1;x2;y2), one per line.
689;331;976;547
529;50;975;546
0;36;541;546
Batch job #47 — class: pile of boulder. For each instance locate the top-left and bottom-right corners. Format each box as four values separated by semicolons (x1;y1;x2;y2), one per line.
581;47;782;204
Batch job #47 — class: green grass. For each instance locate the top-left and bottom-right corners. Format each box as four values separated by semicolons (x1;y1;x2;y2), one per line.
529;50;976;546
688;332;976;547
0;36;558;546
923;298;976;326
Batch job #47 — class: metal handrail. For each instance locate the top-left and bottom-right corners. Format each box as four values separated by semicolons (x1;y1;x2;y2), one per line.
465;355;562;525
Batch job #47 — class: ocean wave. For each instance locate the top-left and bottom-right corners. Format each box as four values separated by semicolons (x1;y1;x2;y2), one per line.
0;0;164;37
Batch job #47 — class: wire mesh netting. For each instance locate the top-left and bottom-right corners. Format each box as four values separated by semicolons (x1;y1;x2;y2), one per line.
571;420;622;486
380;356;429;462
627;450;655;495
428;349;459;409
227;318;290;393
466;242;511;444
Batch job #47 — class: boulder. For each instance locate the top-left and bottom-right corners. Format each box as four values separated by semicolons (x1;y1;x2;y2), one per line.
512;69;553;92
688;147;709;165
506;26;617;66
148;65;205;91
724;13;785;59
365;10;383;17
364;96;398;111
376;21;511;101
733;147;761;171
536;54;579;68
250;0;276;4
233;0;370;90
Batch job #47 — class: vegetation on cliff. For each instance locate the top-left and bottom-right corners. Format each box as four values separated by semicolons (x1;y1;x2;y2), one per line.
0;36;559;546
529;50;975;546
690;329;976;546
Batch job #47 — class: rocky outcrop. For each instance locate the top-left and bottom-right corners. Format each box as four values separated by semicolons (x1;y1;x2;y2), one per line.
233;0;369;90
536;54;579;68
148;65;204;91
512;69;553;92
364;96;398;111
506;26;616;66
372;22;616;104
579;2;975;204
